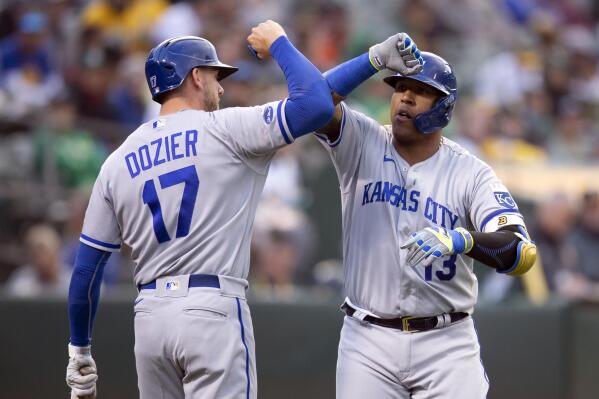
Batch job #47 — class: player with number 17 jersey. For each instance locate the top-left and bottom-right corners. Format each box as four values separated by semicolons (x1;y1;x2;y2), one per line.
66;24;334;399
81;102;293;287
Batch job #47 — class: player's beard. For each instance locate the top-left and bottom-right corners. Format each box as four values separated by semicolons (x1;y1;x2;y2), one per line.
203;95;220;111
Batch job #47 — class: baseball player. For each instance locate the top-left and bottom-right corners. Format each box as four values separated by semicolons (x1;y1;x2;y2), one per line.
314;35;538;398
65;20;334;399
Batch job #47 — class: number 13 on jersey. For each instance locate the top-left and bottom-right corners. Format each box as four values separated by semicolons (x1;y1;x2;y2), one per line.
424;255;457;281
142;165;199;243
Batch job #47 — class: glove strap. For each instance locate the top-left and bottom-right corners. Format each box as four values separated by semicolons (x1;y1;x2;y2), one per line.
69;343;92;358
368;48;384;71
454;227;474;254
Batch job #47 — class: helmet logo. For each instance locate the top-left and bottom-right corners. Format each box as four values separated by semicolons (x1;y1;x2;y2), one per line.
150;75;157;88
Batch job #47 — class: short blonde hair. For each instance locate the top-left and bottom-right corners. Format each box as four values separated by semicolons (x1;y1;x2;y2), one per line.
24;224;61;252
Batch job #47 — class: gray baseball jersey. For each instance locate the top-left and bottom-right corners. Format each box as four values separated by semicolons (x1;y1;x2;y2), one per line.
80;100;294;286
316;103;525;318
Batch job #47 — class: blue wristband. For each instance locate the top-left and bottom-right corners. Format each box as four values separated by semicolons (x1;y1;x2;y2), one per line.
447;229;466;254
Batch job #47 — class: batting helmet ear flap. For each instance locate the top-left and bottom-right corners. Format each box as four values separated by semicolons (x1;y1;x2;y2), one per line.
414;91;457;134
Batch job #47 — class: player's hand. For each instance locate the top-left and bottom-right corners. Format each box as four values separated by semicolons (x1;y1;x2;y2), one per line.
369;33;424;75
66;344;98;398
401;227;473;267
247;20;287;60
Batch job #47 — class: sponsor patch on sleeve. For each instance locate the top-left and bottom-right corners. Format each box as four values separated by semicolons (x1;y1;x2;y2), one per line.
263;106;274;124
494;191;517;209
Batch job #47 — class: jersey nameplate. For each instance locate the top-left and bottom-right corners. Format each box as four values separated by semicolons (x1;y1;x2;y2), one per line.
125;130;199;178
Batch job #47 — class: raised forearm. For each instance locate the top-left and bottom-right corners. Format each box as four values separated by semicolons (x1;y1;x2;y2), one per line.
269;36;334;137
466;226;537;276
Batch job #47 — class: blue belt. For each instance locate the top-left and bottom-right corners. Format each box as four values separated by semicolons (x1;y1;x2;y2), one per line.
138;274;220;291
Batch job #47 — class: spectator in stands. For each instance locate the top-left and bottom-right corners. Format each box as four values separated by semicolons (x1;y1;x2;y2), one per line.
70;27;123;121
521;88;555;146
547;99;595;163
481;106;547;164
150;0;202;45
107;54;147;129
453;99;493;158
532;194;578;292
559;191;599;302
251;199;314;300
4;224;70;297
0;11;63;121
81;0;167;50
33;94;106;190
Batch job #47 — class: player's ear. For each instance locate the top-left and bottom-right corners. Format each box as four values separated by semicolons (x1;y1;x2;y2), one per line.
190;68;204;91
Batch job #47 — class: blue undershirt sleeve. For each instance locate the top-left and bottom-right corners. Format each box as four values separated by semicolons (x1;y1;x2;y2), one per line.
323;52;378;97
68;242;111;347
269;36;334;138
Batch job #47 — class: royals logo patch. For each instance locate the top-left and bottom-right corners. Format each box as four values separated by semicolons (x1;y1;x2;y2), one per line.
494;192;517;209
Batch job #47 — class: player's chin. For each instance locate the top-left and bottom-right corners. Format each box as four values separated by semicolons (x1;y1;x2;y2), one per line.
391;121;419;142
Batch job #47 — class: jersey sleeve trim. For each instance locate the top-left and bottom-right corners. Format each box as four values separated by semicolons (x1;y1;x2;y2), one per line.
312;106;347;148
277;99;294;145
80;234;121;252
479;209;523;232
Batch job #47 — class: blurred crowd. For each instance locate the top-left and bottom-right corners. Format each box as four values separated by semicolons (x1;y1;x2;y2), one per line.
0;0;598;304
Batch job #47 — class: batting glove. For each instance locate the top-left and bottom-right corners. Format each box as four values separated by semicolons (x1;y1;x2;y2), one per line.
401;227;473;267
66;344;98;397
369;33;424;75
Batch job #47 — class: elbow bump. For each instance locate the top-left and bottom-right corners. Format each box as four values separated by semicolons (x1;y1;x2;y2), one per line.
301;90;334;131
314;81;335;124
314;98;335;127
307;78;333;115
287;80;335;136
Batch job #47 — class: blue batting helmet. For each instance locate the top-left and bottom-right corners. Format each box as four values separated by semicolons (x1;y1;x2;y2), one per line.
383;52;457;134
145;36;239;103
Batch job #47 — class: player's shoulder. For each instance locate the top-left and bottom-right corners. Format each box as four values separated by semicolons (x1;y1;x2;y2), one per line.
342;103;384;129
441;137;491;171
97;121;157;177
212;101;280;122
339;103;388;146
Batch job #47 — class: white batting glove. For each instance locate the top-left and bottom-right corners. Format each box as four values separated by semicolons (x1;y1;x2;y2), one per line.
66;344;98;397
368;33;424;75
401;226;473;267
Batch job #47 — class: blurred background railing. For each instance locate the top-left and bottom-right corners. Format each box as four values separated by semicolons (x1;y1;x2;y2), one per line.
1;294;598;399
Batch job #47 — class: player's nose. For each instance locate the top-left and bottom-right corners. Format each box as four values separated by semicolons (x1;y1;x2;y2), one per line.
218;83;224;97
400;90;415;105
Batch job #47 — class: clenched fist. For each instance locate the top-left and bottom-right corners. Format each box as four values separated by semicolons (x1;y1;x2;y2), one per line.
247;20;287;60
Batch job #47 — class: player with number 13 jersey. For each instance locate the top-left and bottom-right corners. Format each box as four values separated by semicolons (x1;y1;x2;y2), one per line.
315;33;537;398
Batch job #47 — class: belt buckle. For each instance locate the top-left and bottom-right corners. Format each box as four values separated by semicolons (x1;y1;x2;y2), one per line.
401;316;417;332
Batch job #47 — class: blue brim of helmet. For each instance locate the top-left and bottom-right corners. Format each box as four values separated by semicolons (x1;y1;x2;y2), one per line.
383;74;450;96
213;63;239;81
